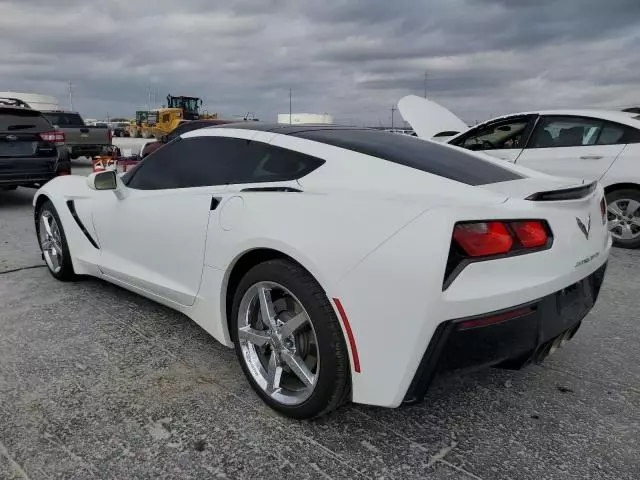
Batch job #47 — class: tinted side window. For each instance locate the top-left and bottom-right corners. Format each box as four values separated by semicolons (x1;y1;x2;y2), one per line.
451;117;533;151
125;137;324;190
622;126;640;143
124;140;183;189
529;116;604;148
597;123;625;145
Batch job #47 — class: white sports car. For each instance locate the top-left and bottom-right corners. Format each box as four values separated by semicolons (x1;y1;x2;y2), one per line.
399;95;640;249
33;123;611;418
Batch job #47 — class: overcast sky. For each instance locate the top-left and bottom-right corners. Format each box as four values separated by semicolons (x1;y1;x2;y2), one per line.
1;0;638;125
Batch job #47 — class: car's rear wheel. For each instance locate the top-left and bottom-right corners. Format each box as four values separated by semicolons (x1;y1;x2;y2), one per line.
607;189;640;249
36;200;76;281
231;259;350;419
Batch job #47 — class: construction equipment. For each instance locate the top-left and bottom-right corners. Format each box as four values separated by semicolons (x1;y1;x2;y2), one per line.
139;94;217;139
128;110;153;138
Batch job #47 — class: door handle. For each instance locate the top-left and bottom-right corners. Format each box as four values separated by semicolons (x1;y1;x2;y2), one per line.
580;155;603;160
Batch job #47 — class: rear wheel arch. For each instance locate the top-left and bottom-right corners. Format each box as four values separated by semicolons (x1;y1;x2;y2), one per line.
224;248;322;338
225;249;352;417
604;182;640;196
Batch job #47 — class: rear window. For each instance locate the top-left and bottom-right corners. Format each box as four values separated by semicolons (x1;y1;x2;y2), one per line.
294;129;523;186
0;109;52;131
42;112;85;127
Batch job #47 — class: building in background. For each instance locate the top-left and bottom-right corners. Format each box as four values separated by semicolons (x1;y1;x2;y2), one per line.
277;113;333;125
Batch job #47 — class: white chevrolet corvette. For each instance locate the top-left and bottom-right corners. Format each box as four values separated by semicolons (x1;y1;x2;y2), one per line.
33;123;611;418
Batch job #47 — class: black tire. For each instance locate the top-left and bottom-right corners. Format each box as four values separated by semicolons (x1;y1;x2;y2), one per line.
35;200;76;281
606;188;640;249
231;259;350;419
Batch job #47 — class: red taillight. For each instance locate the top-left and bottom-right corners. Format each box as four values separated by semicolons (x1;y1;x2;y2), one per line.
600;197;607;224
453;220;551;258
453;222;513;257
511;221;548;248
40;131;65;146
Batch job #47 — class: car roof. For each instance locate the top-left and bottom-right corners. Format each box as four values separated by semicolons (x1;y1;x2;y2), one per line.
211;122;368;135
484;109;640;128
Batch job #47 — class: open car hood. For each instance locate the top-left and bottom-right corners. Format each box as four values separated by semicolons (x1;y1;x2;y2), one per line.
398;95;469;140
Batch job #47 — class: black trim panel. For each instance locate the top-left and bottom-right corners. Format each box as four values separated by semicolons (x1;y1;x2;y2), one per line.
241;186;302;192
66;200;99;249
404;262;607;404
210;197;221;210
525;181;597;201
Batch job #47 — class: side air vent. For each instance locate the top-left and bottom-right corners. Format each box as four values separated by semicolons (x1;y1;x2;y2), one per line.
66;200;99;249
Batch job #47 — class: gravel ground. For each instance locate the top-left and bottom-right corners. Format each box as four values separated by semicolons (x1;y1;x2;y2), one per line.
0;175;638;479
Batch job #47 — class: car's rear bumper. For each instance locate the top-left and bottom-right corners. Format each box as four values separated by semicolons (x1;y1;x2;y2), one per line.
68;145;109;157
0;154;65;187
403;261;607;404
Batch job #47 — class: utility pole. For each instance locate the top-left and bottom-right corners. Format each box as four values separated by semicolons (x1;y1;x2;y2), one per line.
68;80;74;111
391;105;397;130
289;88;292;125
147;86;151;112
424;71;428;99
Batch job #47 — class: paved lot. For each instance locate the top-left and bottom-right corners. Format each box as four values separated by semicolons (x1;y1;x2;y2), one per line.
0;177;638;479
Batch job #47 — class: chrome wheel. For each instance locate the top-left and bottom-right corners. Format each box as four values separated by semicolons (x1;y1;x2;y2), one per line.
608;198;640;241
39;211;64;274
237;281;319;406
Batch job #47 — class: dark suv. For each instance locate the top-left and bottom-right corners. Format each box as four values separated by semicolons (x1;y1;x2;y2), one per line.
0;105;70;190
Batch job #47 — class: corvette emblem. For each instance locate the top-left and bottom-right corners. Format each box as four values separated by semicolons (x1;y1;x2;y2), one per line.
576;215;591;239
5;134;17;142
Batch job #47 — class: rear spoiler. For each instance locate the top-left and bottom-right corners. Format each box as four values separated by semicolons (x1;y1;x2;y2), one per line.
525;181;597;201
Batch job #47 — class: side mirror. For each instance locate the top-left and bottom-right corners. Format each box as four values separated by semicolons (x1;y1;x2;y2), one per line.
87;171;127;199
161;135;168;143
88;170;117;190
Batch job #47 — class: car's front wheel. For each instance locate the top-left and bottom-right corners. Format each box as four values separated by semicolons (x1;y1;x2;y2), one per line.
231;259;350;419
607;189;640;249
36;200;76;281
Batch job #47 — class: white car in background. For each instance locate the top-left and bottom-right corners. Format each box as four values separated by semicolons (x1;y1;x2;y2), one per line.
399;95;640;249
33;123;610;418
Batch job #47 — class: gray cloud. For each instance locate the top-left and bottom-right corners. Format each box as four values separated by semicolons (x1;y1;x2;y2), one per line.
0;0;638;125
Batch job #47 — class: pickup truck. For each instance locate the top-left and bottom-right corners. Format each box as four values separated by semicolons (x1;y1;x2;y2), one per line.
41;111;112;159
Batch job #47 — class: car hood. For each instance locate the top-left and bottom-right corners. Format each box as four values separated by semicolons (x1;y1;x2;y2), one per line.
398;95;469;140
